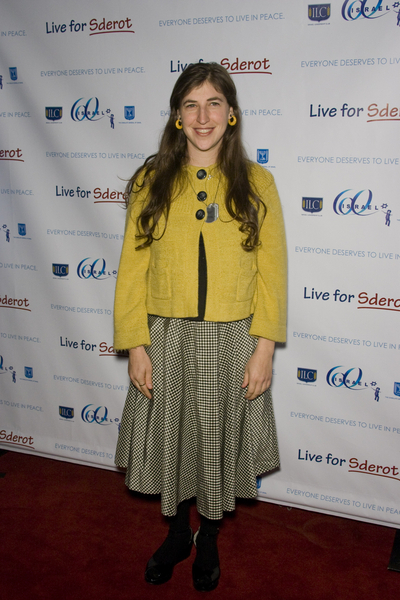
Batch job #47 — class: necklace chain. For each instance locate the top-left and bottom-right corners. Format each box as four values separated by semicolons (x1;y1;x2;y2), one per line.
186;172;221;208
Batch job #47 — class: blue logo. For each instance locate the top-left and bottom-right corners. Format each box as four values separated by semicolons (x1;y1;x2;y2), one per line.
77;258;116;280
81;404;120;426
256;476;262;489
257;149;269;164
24;366;33;379
46;107;63;121
302;197;323;213
298;368;317;383
333;190;391;225
326;366;379;401
124;105;135;120
394;382;400;397
71;97;101;121
2;224;10;242
71;97;113;128
342;0;390;20
53;263;69;277
0;359;17;382
9;67;17;81
18;223;26;236
333;189;374;216
309;4;331;22
327;366;363;389
82;404;108;424
59;406;74;419
78;258;106;279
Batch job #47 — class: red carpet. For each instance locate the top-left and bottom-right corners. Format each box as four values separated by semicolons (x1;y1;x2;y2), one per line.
0;450;398;599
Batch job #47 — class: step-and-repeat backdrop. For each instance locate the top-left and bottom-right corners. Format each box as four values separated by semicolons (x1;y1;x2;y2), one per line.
1;0;399;527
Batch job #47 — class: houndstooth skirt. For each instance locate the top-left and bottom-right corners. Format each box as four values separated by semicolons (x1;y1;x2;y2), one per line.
115;315;279;520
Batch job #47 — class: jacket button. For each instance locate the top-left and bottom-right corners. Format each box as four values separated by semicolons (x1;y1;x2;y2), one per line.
196;209;205;220
196;169;207;180
197;191;207;201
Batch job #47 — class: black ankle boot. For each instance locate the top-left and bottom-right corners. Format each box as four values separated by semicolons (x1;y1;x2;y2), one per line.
145;528;193;585
192;528;220;592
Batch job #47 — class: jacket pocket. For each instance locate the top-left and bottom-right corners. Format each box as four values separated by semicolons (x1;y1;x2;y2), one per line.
149;260;171;300
236;254;257;302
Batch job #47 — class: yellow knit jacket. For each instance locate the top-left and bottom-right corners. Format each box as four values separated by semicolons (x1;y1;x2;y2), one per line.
113;163;287;349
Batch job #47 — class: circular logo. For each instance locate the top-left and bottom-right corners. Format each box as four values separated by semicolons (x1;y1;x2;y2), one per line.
81;404;109;425
333;189;374;216
77;258;107;279
71;97;101;121
326;366;363;389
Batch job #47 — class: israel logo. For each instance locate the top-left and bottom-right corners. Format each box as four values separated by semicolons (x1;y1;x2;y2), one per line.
302;197;323;213
333;189;376;216
342;0;389;21
59;406;74;419
9;67;18;81
394;382;400;397
326;366;363;389
52;263;69;277
77;257;114;280
71;97;111;122
309;4;331;22
24;366;33;379
257;149;269;164
18;223;26;236
124;106;135;120
297;368;317;383
46;107;63;121
81;404;110;425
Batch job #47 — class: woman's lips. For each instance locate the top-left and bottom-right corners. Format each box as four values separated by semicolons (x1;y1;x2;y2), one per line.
194;128;214;136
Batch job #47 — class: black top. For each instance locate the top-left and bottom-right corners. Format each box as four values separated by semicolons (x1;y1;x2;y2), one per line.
186;232;207;321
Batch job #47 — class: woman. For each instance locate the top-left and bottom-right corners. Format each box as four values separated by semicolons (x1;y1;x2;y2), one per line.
114;62;287;591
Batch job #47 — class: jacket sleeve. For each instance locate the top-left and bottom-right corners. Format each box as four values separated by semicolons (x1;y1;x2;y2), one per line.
113;191;151;350
249;168;287;342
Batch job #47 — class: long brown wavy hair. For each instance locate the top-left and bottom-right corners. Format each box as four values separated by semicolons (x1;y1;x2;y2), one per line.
125;62;265;251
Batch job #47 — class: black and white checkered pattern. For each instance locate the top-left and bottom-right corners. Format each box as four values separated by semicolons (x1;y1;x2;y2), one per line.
115;315;279;520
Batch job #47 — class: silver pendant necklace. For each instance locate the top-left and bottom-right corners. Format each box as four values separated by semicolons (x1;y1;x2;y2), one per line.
187;170;220;223
205;202;219;223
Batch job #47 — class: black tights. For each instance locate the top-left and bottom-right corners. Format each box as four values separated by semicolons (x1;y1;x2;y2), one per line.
154;500;220;568
168;499;221;535
168;499;192;533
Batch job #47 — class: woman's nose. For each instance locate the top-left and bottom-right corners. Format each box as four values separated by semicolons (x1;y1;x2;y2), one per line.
197;106;209;124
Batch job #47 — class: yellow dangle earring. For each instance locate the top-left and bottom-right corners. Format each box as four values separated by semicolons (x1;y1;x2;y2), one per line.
228;114;237;126
175;117;183;129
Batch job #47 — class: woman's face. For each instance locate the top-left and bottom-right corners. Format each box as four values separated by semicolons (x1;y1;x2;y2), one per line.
178;81;233;166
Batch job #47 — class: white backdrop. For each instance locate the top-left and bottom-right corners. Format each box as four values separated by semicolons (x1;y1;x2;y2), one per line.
1;0;399;527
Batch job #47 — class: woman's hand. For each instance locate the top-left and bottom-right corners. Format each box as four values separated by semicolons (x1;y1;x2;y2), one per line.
128;346;153;399
242;338;275;400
